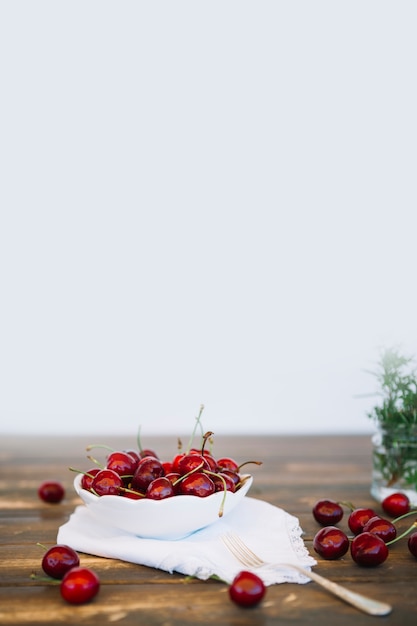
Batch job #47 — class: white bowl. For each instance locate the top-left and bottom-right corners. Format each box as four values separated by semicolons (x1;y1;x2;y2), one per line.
73;473;253;540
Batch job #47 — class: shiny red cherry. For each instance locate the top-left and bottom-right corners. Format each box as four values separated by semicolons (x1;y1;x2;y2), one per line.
362;516;397;543
179;472;215;497
348;508;377;535
171;453;186;473
131;457;165;493
229;570;266;607
92;469;123;496
38;481;65;504
382;492;411;517
313;526;349;560
139;448;159;459
41;544;80;579
211;472;236;493
350;532;389;566
216;457;239;473
178;453;209;475
60;567;100;604
407;531;417;558
146;477;175;500
80;468;100;491
312;499;344;526
106;451;137;478
219;469;241;487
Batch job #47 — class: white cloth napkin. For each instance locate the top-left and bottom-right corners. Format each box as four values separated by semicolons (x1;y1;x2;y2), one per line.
57;496;316;585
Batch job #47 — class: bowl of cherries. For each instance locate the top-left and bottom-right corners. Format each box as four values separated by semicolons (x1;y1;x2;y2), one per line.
73;427;258;540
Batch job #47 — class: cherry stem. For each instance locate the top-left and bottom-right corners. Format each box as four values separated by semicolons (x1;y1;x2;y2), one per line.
238;460;262;471
30;572;60;584
203;469;227;517
86;454;105;468
119;486;145;498
387;520;417;545
85;443;114;453
185;404;205;453
136;425;145;453
392;510;417;524
201;431;214;456
338;500;356;512
36;542;48;551
68;467;96;478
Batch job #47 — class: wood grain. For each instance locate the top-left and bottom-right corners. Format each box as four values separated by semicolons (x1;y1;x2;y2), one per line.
1;434;416;625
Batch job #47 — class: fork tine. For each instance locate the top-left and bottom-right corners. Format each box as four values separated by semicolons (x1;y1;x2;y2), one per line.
221;533;263;567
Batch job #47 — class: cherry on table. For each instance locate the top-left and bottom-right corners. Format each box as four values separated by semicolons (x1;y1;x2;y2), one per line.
350;531;389;566
382;492;411;517
407;531;417;558
312;499;344;526
229;570;266;607
313;526;349;560
362;516;397;543
60;567;100;604
38;481;65;504
41;544;80;579
348;507;377;535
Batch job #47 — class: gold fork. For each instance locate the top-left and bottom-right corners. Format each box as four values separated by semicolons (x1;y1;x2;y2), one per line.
221;532;392;616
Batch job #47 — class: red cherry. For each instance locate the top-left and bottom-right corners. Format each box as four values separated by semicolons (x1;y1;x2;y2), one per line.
139;448;159;459
80;468;100;491
60;567;100;604
106;451;137;478
382;492;411;517
171;453;186;473
362;516;397;543
348;508;377;535
41;544;80;579
38;481;65;504
220;469;241;487
216;457;239;473
179;472;215;497
162;461;173;474
178;453;209;475
312;499;344;526
146;477;175;500
313;526;349;560
131;457;165;493
229;570;266;607
123;449;141;464
350;532;389;566
92;469;123;496
211;472;236;493
407;531;417;558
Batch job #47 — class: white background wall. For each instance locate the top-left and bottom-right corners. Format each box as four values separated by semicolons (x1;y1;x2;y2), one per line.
1;2;416;438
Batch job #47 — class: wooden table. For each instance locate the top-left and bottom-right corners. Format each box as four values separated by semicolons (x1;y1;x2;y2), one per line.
1;434;416;625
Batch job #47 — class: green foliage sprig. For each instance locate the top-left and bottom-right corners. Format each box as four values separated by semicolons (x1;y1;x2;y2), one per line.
367;348;417;489
367;347;417;430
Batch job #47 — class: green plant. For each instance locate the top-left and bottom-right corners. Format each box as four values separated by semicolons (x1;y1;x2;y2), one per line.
368;348;417;490
367;348;417;428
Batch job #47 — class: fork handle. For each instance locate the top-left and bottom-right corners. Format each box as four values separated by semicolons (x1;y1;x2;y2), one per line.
284;563;391;616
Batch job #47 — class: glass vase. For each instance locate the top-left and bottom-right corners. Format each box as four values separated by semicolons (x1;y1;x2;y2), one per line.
371;425;417;507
